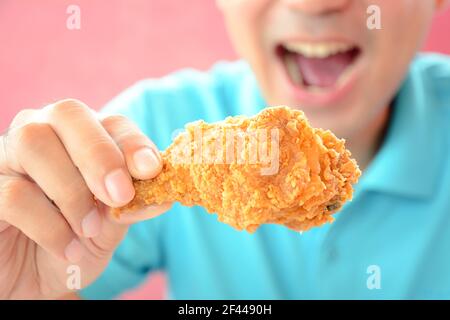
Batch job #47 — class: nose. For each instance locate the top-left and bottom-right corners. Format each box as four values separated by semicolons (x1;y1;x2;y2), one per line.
282;0;351;15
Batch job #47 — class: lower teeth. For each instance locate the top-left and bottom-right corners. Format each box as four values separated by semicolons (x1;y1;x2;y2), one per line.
284;54;302;86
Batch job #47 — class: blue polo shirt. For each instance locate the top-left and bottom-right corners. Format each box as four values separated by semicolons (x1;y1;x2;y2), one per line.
80;54;450;300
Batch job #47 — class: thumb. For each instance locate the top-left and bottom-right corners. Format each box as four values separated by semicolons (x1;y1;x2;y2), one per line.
106;201;173;225
84;201;172;257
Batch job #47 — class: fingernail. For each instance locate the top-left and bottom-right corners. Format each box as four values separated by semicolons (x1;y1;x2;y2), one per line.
133;148;161;176
81;208;102;238
65;239;84;263
105;168;135;205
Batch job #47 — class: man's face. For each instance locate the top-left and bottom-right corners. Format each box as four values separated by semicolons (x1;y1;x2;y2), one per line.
218;0;439;138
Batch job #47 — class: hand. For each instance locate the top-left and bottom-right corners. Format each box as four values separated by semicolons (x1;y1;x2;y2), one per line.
0;99;172;299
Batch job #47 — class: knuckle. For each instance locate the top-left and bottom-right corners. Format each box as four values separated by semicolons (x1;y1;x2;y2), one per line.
50;98;88;118
59;180;93;211
102;114;129;129
0;178;32;213
16;123;54;155
102;115;148;147
11;109;34;128
77;135;124;169
102;115;140;138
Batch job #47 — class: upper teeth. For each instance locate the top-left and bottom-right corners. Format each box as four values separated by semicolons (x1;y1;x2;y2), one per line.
284;42;354;58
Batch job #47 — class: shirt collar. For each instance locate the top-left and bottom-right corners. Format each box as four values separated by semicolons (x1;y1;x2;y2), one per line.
357;60;442;199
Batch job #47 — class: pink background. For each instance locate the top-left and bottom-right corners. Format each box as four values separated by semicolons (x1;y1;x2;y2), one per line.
0;1;449;299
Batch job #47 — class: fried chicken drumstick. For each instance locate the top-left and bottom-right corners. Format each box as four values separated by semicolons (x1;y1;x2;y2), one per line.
114;106;361;232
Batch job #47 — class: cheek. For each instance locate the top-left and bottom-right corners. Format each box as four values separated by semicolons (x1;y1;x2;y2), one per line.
369;0;434;51
221;0;272;57
308;1;436;136
365;1;434;100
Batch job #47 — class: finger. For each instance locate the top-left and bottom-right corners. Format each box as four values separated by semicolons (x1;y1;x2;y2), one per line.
101;115;162;180
0;221;10;233
44;99;135;207
110;202;173;225
0;133;7;174
80;201;172;260
0;109;38;174
6;122;101;238
0;175;84;263
81;201;128;258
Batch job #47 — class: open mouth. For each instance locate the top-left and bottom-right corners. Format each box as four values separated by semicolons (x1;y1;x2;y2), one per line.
277;42;362;91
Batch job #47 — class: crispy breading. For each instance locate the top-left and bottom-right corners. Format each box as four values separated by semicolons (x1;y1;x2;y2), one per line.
114;106;361;232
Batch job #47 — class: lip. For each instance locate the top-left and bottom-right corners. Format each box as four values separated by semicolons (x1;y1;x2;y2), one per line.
275;40;364;107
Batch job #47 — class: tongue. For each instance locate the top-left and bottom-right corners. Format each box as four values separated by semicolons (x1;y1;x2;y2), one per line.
296;50;356;88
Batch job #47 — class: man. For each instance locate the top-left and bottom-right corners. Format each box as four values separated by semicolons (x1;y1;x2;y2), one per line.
0;0;449;299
